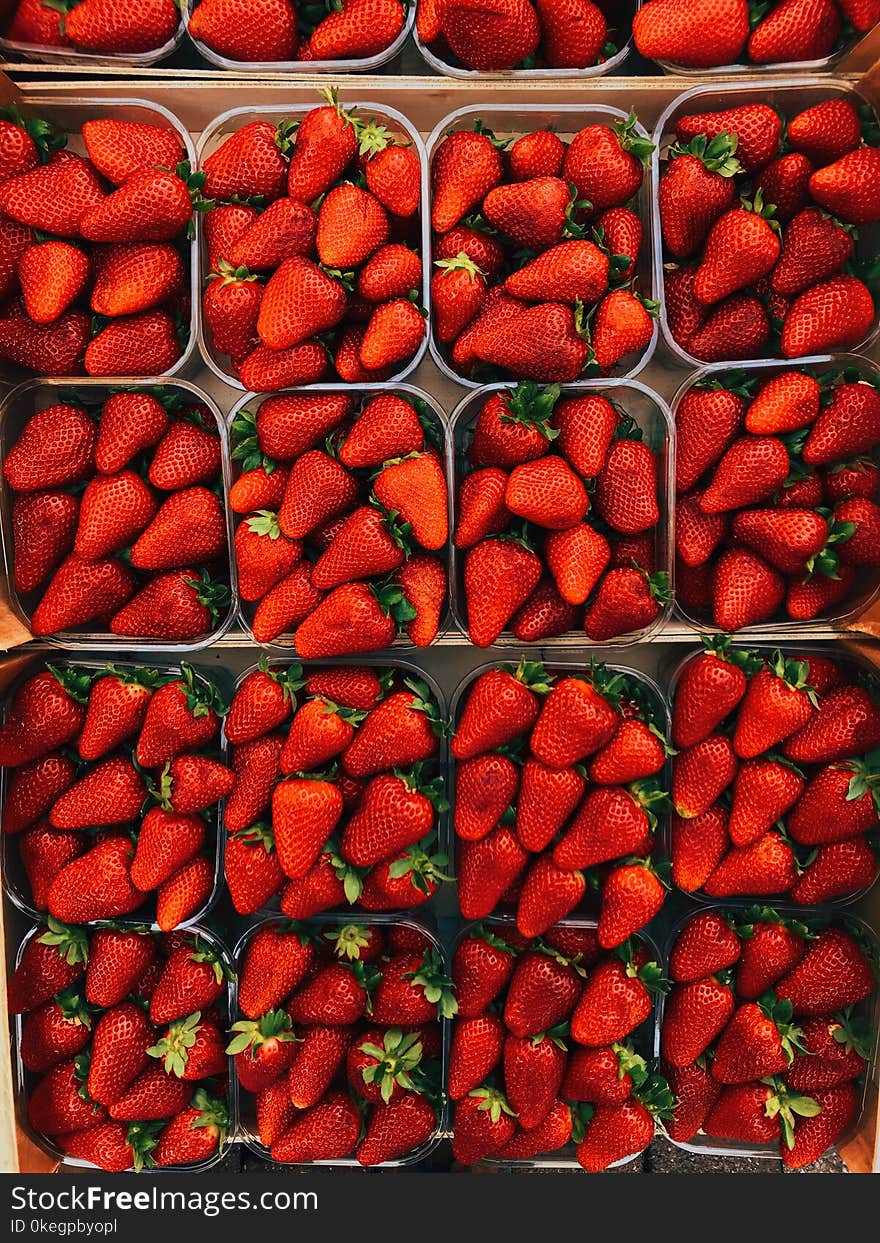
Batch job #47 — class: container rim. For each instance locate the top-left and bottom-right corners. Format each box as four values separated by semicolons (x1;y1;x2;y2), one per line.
0;21;186;67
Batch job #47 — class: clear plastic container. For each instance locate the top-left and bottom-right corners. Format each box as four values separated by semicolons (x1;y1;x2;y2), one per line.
0;377;238;652
0;95;198;385
223;655;451;916
451;915;662;1170
0;16;185;68
425;103;658;390
652;28;862;77
413;0;637;79
656;904;880;1160
226;383;451;651
183;0;414;73
448;379;674;647
664;641;880;909
652;78;880;369
670;353;880;638
10;919;236;1173
196;102;430;392
232;911;450;1167
0;656;233;929
449;658;672;920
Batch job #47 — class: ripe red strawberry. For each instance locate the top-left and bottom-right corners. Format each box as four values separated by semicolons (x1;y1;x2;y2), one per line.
0;666;90;769
432;253;486;344
674;385;746;495
4;402;96;493
590;290;655;371
227;1009;297;1093
130;808;205;891
394;553;446;647
783;1082;858;1170
729;756;804;847
85;928;156;1008
7;921;89;1015
110;567;228;641
598;861;667;948
28;1060;107;1137
50;756;145;829
510;581;578;641
465;535;543;647
552;393;616;477
544;524;609;607
563;1043;645;1106
455;752;519;842
149;942;228;1026
272;777;343;880
20;988;93;1075
316;182;388;270
340;768;440;866
135;666;223;768
660;975;735;1067
225;662;301;746
432;130;505;235
810;146;880;227
805;380;880;466
675;103;781;174
2;754;76;836
515;759;585;852
84;308;182;377
271;1090;360;1163
564;113;651;215
583;567;669;641
671;805;729;893
360;132;421;220
256;256;347;351
0;150;104;237
516;856;587;937
676;492;727;568
703;830;798;897
440;0;539;69
712;999;801;1084
570;951;661;1047
755;152;813;224
93;391;168;474
505;456;589;531
732;653;817;759
72;470;157;562
535;0;606;66
281;96;354;205
453;661;550;760
469;385;559;470
772;210;854;298
452;1087;517;1164
505;240;609;305
151;1089;227;1167
530;674;618;768
594;437;659;534
359;297;427;371
694;198;781;304
129;485;226;572
662;1060;721;1143
504;1030;567;1130
435;227;504;283
458;824;528;920
236;922;313;1019
91;241;184;319
106;1064;193;1124
18;241;88;325
29;554;136;638
785;1013;872;1093
575;1090;663;1172
749;0;840;63
373;451;448;550
342;683;440;776
669;911;740;983
0;214;33;301
663;265;707;353
703;1081;781;1145
787;759;880;846
87;1001;154;1106
287;961;368;1027
552;784;657;870
189;0;298;61
632;0;748;67
745;370;819;435
775;929;874;1016
356;1091;436;1167
791;837;879;904
699;434;789;512
503;948;581;1038
452;925;518;1017
781;275;875;358
711;547;785;631
225;822;284;913
47;833;143;924
449;1013;505;1100
61;0;178;52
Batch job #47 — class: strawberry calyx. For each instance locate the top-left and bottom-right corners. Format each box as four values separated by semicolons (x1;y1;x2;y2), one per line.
124;1121;162;1172
613;1040;649;1087
533;939;589;978
147;1010;210;1077
393;763;450;812
188;1086;230;1141
402;676;447;735
501;657;555;696
231;408;278;476
762;1075;822;1150
188;940;235;987
206;258;263;287
320;265;356;294
614;110;655;166
562;187;591;239
46;663;93;705
633;1072;675;1119
748;0;771;27
37;917;89;966
370;580;418;625
641;567;673;606
72;1050;102;1112
434;252;486;282
734;905;814;940
0;104;66;163
829;1007;874;1062
309;695;368;727
386;835;453;894
363;497;413;557
569;1100;594;1142
468;1085;517;1123
472;924;520;956
858;103;880;147
669;132;742;178
497;381;561;441
326;923;378;961
94;663;166;692
176;661;227;719
355;1027;426;1103
615;938;669;994
226;1008;299;1058
183;570;232;623
628;778;672;830
403;947;458;1019
757;992;807;1063
354;117;397;160
591;226;636;286
841;748;880;815
255;654;306;701
803;512;856;580
765;650;819;707
329;844;367;905
472;119;511;152
54;986;95;1029
245;510;284;541
697;370;758;400
698;633;763;675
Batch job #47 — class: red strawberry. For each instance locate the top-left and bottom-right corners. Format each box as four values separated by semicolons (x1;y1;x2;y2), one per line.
516;856;587;937
151;1090;227;1167
598;861;667;948
785;1013;872;1093
669;911;740;983
7;921;89;1015
286;94;357;204
711;999;800;1084
632;0;748;67
359;297;426;371
530;674;619;769
20;989;93;1075
703;831;798;897
110;568;228;642
356;1091;436;1167
732;653;816;759
454;752;520;842
28;1060;106;1137
515;759;586;852
504;948;581;1038
671;804;729;894
781;275;875;358
149;942;228;1026
711;547;785;631
452;1088;517;1164
570;951;662;1047
452;661;549;760
505;456;589;531
575;1090;661;1172
0;666;90;769
564;113;651;214
552;783;660;871
465;535;543;647
748;0;840;63
3;754;76;837
729;756;804;847
662;1059;721;1143
775;929;874;1016
85;928;156;1009
87;1001;154;1106
583;567;669;642
783;1083;858;1170
594;437;659;534
82;117;184;185
504;1030;566;1130
661;975;735;1067
791;837;879;904
787;98;861;167
510;580;578;641
439;0;539;70
771;210;854;298
449;1013;505;1100
270;1091;360;1163
703;1082;781;1145
458;824;528;920
452;925;518;1017
693;198;781;305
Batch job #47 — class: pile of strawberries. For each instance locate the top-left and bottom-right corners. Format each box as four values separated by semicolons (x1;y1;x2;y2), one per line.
454;382;668;645
230;390;448;650
9;921;230;1172
660;908;876;1167
231;918;452;1165
188;0;407;63
675;366;880;630
0;662;234;929
2;0;181;56
658;93;880;363
0;107;195;377
223;661;450;917
634;0;878;69
4;387;231;643
417;0;625;72
450;921;673;1171
429;112;656;382
671;641;880;905
201;92;426;393
452;661;671;942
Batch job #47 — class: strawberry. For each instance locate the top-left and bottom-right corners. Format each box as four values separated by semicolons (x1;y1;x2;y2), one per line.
455;752;520;842
440;0;539;69
0;300;90;373
664;265;708;353
342;683;441;776
18;241;89;325
465;535;543;647
516;856;586;936
676;492;727;568
732;653;817;759
783;1082;858;1170
227;1009;297;1092
552;393;617;477
453;661;550;760
151;1089;227;1167
229;464;289;516
431;130;504;235
50;756;145;829
0;214;34;302
359;297;426;371
277;450;357;543
671;805;730;893
286;961;368;1026
3;754;76;836
805;381;880;466
283;94;357;204
130;808;205;890
785;682;880;764
395;554;446;647
594;436;659;534
339;394;423;470
432;253;485;343
576;1083;668;1172
810;147;880;227
552;783;659;870
110;568;228;641
662;1060;721;1143
80;167;192;245
776;928;875;1016
755;153;813;224
787;758;880;845
510;581;577;642
693;197;781;304
135;666;223;768
787;98;862;167
20;989;93;1075
669;911;741;982
448;1013;505;1100
225;822;284;913
0;151;104;237
256;1079;296;1149
225;662;302;746
356;1091;436;1167
598;861;667;948
85;309;182;378
228;198;317;272
0;108;46;181
129;486;226;571
72;470;157;561
347;1024;425;1103
271;1090;360;1163
94;391;169;474
0;666;90;768
452;289;526;371
280;697;364;773
4;402;96;493
85;928;155;1008
77;667;155;763
458;824;528;920
564;1043;646;1106
28;1059;106;1137
504;1029;566;1130
452;925;518;1017
536;0;606;66
436;226;504;280
589;290;656;371
749;0;840;63
146;1011;227;1081
781;275;875;358
7;921;89;1015
571;950;662;1046
204;203;260;270
505;240;608;305
704;830;798;897
745;370;820;434
237;921;313;1018
257;256;347;351
452;1088;517;1164
149;942;228;1025
771;210;854;298
673;639;753;750
699;434;790;512
791;837;879;904
658;137;740;259
703;1082;781;1145
544;524;609;606
87;1001;154;1106
675;104;782;174
272;777;343;880
360;131;421;220
239;340;328;391
660;975;735;1067
505;456;589;531
711;547;785;631
188;0;298;61
203;265;263;365
563;114;652;215
340;768;441;866
30;553;137;637
373;451;448;550
469;385;559;470
81;118;184;185
91;241;184;318
316;183;389;269
583;567;669;641
712;998;802;1084
235;513;301;603
62;0;179;52
106;1064;193;1123
530;674;619;768
632;0;748;67
47;833;144;923
515;759;585;852
729;756;805;847
675;385;746;495
502;946;580;1038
